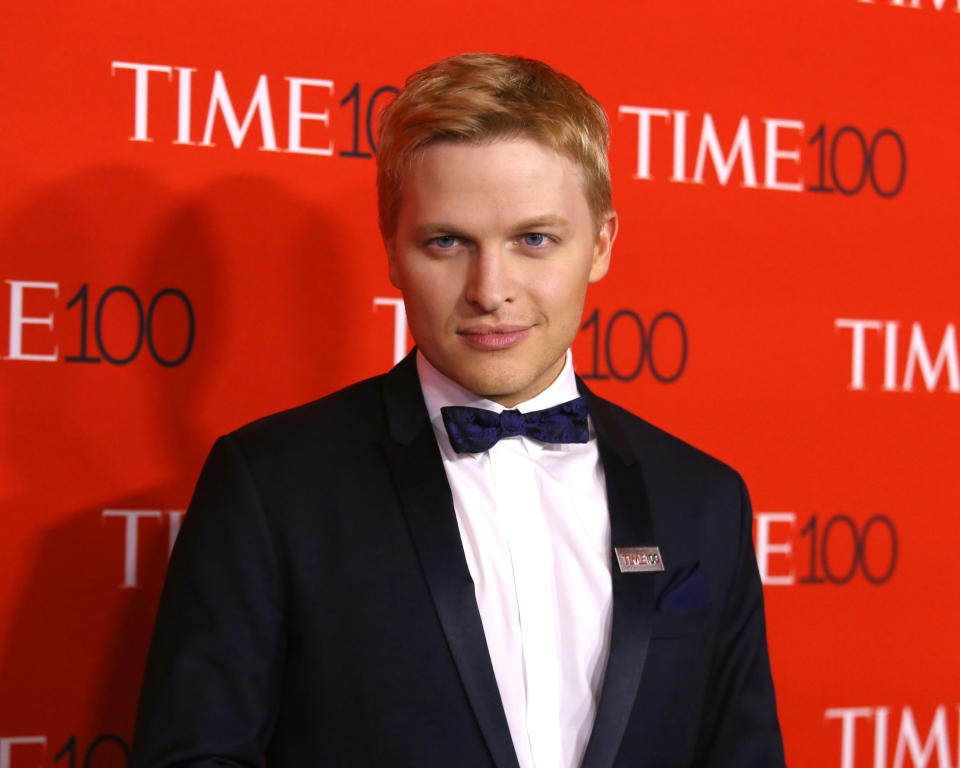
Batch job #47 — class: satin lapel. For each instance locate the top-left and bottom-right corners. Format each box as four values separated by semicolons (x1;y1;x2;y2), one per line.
579;384;657;768
379;354;520;768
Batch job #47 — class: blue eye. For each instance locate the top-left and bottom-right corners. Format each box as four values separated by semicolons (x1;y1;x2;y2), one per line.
522;233;548;246
432;235;458;249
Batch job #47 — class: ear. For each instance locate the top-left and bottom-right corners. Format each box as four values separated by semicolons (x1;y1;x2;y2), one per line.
588;209;618;283
385;236;401;289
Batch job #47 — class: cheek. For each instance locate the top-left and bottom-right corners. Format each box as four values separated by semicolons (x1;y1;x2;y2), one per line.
400;258;458;298
410;280;454;317
536;270;591;320
398;274;454;339
395;262;432;304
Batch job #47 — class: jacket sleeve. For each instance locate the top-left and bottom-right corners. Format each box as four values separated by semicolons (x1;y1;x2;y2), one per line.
692;475;787;768
131;434;286;768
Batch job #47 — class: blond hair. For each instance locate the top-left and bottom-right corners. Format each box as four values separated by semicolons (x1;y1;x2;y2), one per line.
376;53;612;237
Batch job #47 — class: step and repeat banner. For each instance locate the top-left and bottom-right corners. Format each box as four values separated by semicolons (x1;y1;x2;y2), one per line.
2;0;957;766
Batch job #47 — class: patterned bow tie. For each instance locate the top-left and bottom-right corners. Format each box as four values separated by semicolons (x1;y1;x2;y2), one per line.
440;396;590;453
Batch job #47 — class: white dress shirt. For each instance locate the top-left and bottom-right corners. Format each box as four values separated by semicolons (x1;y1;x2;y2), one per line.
417;350;613;768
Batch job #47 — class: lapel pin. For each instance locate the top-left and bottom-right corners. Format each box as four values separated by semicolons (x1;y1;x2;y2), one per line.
615;546;665;573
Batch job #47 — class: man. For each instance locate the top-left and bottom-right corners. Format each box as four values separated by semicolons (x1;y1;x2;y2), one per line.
132;53;786;768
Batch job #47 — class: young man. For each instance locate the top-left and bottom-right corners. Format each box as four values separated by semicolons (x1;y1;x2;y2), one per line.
133;54;786;768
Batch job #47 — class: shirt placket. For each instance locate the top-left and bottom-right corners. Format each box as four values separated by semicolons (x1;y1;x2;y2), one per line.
489;438;562;768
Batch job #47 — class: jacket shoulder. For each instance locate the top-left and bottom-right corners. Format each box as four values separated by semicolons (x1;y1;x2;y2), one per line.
227;372;390;464
590;392;744;489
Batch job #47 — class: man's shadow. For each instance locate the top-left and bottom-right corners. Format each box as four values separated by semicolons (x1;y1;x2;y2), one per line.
0;165;356;759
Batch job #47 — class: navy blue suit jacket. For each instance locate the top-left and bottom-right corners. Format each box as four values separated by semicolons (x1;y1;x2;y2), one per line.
132;352;786;768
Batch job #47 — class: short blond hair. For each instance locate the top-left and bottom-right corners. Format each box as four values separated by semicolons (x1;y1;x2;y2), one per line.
376;53;612;238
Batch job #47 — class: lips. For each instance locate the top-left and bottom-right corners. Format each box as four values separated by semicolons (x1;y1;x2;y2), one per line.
457;325;531;350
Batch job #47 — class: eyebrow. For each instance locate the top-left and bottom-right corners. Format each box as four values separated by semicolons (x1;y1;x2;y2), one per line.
513;215;570;231
412;216;571;240
412;223;467;240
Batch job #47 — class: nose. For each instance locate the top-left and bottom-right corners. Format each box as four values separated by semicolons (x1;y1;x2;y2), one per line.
465;247;513;313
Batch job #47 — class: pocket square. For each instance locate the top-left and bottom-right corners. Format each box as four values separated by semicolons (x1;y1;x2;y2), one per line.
657;561;710;611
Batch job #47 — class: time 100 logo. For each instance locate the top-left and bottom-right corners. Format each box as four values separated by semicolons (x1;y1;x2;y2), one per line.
756;512;898;586
3;280;194;366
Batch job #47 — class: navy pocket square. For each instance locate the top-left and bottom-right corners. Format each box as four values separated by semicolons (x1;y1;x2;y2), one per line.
657;562;710;611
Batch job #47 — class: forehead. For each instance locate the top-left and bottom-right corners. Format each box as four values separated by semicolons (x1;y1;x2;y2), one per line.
397;138;590;228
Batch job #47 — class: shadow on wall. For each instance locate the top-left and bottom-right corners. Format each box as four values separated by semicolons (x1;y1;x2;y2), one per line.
0;165;354;758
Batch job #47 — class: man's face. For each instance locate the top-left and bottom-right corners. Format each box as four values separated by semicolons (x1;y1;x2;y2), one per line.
387;137;616;407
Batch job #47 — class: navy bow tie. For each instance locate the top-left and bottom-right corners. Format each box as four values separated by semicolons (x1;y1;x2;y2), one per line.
440;396;590;453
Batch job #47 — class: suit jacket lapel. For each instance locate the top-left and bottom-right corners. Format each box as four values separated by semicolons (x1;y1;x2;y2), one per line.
379;353;521;768
578;381;657;768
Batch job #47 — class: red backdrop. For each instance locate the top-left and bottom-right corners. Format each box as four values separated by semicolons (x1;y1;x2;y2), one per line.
2;1;958;766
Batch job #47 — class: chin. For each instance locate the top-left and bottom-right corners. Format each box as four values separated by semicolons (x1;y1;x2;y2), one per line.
441;363;518;398
469;371;540;406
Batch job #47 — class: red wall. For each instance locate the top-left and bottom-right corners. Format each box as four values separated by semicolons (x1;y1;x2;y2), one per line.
2;1;958;765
